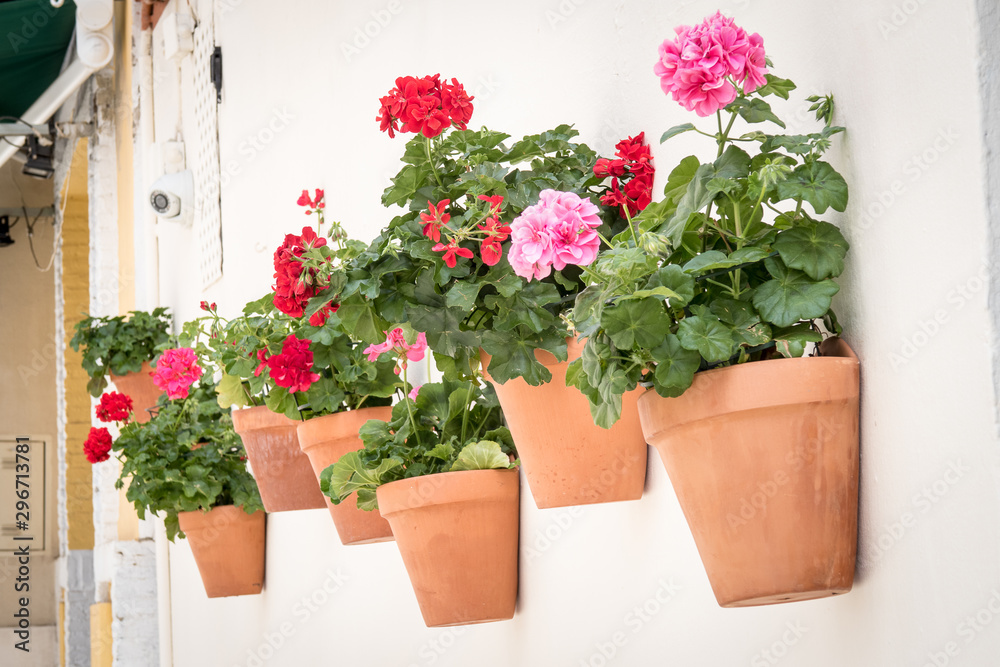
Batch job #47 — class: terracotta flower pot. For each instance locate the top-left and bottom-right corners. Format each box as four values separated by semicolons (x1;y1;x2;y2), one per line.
177;505;266;598
109;361;162;424
231;405;326;512
481;338;647;509
297;407;395;545
638;337;860;607
376;468;519;627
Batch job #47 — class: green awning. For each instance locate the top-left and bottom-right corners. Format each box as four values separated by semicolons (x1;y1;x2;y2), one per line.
0;0;77;119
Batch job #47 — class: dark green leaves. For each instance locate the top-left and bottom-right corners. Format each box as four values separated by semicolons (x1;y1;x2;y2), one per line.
651;335;699;397
753;259;840;327
775;161;848;214
601;298;672;349
773;219;849;280
677;316;735;362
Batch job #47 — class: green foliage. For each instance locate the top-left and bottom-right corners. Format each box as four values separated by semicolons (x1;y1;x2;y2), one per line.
320;379;517;511
332;124;610;387
112;381;262;541
69;308;172;397
567;68;850;428
188;295;396;420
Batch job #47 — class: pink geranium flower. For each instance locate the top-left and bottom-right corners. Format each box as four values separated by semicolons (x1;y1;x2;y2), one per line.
654;12;768;116
151;348;204;400
363;328;428;374
507;189;601;281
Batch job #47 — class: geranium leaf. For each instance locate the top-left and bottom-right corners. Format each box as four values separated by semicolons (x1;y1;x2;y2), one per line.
651;334;700;397
600;298;672;349
677;315;736;362
774;160;848;214
660;123;696;143
450;440;512;471
753;259;840;327
773;219;849;280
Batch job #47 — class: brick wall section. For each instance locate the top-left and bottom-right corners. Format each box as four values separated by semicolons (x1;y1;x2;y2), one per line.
62;144;94;553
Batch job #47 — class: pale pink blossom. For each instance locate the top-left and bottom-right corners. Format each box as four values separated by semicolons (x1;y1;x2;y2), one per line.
364;328;428;375
408;384;421;401
507;190;601;281
150;348;204;400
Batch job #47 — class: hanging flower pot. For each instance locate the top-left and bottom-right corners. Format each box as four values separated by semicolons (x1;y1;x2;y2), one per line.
481;337;647;509
638;338;860;607
297;407;395;545
109;362;162;424
377;468;519;627
177;505;266;598
231;406;326;512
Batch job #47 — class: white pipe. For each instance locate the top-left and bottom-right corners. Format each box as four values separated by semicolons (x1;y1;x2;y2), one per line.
0;0;115;171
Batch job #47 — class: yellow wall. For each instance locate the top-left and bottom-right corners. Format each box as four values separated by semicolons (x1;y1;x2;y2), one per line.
63;140;95;552
89;603;113;667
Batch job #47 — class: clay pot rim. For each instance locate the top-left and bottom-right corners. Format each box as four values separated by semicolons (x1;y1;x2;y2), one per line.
176;504;265;527
108;359;156;383
231;404;301;433
376;467;519;515
638;337;859;429
296;405;395;451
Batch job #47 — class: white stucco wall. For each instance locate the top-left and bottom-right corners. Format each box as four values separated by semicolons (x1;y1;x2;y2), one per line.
146;1;1000;665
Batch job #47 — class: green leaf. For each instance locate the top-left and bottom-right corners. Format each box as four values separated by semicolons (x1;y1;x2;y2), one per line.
405;304;479;357
676;316;736;362
646;265;695;306
481;332;553;386
752;259;840;327
712;145;752;180
660;123;696;143
773;219;849;280
450;441;513;471
445;280;482;310
756;75;797;99
661;162;714;246
216;374;250;409
661;156;701;205
650;335;700;397
682;250;733;275
600;298;672;349
774;161;849;214
726;97;786;128
773;323;823;358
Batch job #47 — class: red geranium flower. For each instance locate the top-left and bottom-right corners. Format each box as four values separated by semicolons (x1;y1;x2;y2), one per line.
95;391;133;423
308;301;340;327
420;199;451;241
84;427;113;464
432;241;474;268
376;74;474;139
272;226;328;317
594;132;655;217
265;334;320;393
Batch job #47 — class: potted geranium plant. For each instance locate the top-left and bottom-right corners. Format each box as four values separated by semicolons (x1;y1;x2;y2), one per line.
69;307;172;421
301;75;648;509
321;333;519;627
568;12;859;607
106;357;265;598
196;191;400;541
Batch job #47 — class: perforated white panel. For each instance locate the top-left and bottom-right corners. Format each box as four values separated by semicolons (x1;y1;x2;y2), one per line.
192;1;223;288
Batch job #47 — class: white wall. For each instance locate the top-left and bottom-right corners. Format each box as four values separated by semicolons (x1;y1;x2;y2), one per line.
150;1;1000;665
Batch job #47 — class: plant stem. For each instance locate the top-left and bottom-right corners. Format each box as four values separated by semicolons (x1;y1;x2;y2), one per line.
401;364;422;448
623;206;639;246
425;136;444;189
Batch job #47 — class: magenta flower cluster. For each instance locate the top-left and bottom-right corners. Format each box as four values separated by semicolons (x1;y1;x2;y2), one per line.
654;12;768;117
507;189;602;282
150;347;204;400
